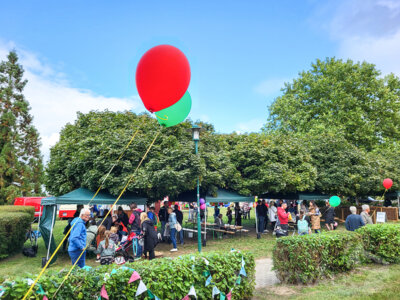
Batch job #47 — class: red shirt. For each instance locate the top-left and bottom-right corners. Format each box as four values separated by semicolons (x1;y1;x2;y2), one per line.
277;207;289;225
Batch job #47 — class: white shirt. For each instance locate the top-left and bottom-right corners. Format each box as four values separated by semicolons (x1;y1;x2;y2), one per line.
268;206;277;222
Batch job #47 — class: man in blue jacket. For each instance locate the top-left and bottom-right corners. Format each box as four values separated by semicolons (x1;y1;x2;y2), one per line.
345;206;365;231
68;208;91;268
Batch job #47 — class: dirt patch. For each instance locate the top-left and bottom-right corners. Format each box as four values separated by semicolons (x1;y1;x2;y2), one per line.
255;258;280;288
267;286;297;296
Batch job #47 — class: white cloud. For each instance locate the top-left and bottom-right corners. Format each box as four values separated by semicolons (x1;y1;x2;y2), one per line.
0;41;143;162
254;78;288;97
234;118;264;134
326;0;400;76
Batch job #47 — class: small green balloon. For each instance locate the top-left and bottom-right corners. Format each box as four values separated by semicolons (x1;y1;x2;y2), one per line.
155;91;192;128
329;196;341;207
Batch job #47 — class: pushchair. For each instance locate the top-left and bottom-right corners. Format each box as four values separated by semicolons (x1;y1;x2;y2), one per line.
115;232;140;263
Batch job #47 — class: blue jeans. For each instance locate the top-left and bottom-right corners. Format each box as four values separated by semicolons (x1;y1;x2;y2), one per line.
178;227;184;244
69;250;86;268
170;228;177;248
257;216;265;233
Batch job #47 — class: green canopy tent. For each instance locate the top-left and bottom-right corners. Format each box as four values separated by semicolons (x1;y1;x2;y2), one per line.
39;187;147;264
259;191;330;201
206;189;254;203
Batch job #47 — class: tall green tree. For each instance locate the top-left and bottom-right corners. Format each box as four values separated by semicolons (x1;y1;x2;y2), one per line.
267;58;400;150
0;51;44;204
45;111;239;200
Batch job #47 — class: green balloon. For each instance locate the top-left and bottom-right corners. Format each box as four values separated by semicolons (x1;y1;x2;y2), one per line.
329;196;341;207
155;91;192;128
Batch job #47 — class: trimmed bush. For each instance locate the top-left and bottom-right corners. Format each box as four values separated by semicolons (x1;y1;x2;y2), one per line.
273;231;363;284
0;206;34;259
357;224;400;263
1;251;255;299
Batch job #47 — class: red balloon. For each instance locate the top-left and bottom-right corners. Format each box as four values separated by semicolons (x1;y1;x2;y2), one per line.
136;45;191;112
383;178;393;189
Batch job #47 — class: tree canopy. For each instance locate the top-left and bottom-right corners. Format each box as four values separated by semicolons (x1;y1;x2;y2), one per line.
0;51;43;204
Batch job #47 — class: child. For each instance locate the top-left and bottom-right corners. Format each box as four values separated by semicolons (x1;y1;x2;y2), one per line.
297;210;310;235
96;225;106;262
110;226;119;244
96;230;116;265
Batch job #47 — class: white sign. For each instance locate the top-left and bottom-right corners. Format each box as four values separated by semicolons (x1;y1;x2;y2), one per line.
376;212;387;223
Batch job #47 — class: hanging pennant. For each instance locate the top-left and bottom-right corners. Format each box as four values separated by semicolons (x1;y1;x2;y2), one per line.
182;295;190;300
100;284;109;300
226;291;232;300
147;290;155;299
220;292;226;300
239;266;247;277
135;280;147;297
43;296;49;300
241;256;245;268
236;276;241;285
188;285;197;299
205;275;212;286
129;271;141;283
212;286;220;298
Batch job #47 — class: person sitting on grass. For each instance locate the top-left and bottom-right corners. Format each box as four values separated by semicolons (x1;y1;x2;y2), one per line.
95;230;116;265
110;226;120;244
86;219;98;252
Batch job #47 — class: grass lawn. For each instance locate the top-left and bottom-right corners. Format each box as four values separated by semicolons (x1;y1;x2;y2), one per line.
253;264;400;300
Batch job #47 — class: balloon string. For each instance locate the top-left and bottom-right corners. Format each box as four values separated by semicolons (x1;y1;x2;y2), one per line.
155;114;168;121
22;126;142;300
51;130;161;299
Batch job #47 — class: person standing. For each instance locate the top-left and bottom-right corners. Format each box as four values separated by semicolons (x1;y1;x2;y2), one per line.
277;202;290;237
140;212;158;260
360;205;373;225
174;204;184;245
256;200;264;234
129;203;142;257
268;201;277;231
262;199;269;232
325;201;336;231
308;201;321;233
101;209;113;230
168;207;178;252
345;206;365;231
235;203;242;226
68;208;91;268
159;201;169;242
214;204;220;219
63;205;84;251
226;206;233;225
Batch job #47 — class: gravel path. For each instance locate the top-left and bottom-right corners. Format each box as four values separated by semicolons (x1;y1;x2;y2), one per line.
255;258;280;288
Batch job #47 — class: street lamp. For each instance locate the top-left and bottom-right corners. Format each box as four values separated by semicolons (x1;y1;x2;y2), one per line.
192;125;202;252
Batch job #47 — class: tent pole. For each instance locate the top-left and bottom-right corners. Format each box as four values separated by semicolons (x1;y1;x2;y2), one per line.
46;205;56;261
36;205;43;247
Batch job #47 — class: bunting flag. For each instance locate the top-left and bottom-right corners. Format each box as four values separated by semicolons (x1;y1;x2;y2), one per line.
235;276;241;285
147;290;155;299
212;286;220;298
191;264;195;272
220;292;226;300
128;271;141;283
0;286;4;298
27;279;34;286
239;266;247;277
103;273;110;282
110;269;118;275
43;296;48;300
36;284;46;295
191;255;195;261
135;280;147;297
82;266;92;271
203;270;211;277
202;258;210;266
154;295;161;300
241;256;245;268
100;284;109;300
182;295;190;300
188;285;197;299
205;275;212;286
226;291;232;300
97;296;101;300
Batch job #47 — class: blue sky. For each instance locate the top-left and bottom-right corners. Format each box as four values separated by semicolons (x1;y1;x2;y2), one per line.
1;0;400;160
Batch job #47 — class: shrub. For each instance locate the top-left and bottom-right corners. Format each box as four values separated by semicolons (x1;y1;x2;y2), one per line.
357;224;400;263
273;231;363;284
0;208;34;259
0;205;35;217
1;251;255;300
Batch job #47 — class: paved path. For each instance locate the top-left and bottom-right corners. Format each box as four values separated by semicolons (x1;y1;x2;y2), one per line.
255;258;280;288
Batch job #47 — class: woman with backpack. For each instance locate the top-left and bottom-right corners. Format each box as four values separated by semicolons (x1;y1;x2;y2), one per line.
140;212;158;260
297;210;310;235
308;201;321;233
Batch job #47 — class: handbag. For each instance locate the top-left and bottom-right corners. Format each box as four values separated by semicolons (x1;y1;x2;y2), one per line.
175;222;182;232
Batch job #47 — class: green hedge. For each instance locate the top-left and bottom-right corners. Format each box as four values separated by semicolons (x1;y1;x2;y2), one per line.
273;231;363;284
1;251;255;299
357;224;400;263
0;206;34;259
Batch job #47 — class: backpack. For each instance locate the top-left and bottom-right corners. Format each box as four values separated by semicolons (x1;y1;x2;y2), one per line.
297;216;309;234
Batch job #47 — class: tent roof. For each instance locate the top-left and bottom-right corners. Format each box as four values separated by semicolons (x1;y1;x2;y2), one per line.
207;189;254;203
259;192;330;201
41;187;147;206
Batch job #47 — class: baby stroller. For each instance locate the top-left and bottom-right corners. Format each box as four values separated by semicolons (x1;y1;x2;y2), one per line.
115;232;139;263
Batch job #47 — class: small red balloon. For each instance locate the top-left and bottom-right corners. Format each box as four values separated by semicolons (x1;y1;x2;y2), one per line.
383;178;393;189
136;45;191;113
